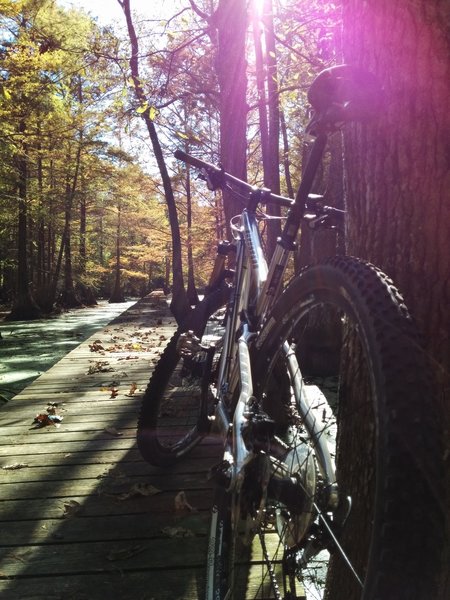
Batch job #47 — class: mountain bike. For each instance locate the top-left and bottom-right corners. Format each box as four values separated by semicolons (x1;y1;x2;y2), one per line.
136;66;443;600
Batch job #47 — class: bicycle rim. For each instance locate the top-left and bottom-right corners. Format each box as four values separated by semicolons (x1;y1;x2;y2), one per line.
206;256;443;600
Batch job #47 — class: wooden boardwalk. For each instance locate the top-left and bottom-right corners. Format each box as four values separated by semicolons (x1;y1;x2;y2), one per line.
0;295;220;600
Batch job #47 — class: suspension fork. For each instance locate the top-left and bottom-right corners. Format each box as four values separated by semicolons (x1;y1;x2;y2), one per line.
284;342;338;507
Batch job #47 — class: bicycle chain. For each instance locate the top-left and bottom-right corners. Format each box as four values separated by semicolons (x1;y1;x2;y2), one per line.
259;529;282;600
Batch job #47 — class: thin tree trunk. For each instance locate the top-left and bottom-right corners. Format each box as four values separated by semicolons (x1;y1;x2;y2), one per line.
252;0;270;173
263;0;281;256
118;0;189;324
185;161;199;305
280;108;294;199
60;141;82;308
109;201;125;303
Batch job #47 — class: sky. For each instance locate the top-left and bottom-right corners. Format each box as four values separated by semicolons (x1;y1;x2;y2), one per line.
59;0;174;26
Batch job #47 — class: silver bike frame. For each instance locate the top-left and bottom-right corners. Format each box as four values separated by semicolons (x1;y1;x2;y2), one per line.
212;208;336;492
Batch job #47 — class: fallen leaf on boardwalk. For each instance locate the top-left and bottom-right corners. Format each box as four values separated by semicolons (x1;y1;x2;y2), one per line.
46;403;61;415
89;340;104;352
118;355;139;361
107;544;147;561
2;463;29;470
174;490;197;512
63;499;82;518
126;382;138;396
110;387;119;398
161;526;195;538
87;361;114;374
118;482;161;501
104;427;123;437
33;413;63;428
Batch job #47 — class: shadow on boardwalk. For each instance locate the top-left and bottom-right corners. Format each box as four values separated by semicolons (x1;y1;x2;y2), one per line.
0;294;220;600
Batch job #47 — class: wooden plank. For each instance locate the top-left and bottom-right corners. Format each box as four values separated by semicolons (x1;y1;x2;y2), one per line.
1;511;211;546
0;536;207;577
0;439;221;468
0;489;214;520
0;568;205;600
0;457;218;485
0;471;212;501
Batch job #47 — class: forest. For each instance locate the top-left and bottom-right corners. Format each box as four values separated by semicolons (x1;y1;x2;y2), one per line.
1;0;449;592
0;0;343;321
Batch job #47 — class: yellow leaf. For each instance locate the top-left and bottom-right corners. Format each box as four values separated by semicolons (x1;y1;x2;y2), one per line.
136;101;148;114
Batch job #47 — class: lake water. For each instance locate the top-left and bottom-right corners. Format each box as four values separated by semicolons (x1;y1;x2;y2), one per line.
0;300;136;401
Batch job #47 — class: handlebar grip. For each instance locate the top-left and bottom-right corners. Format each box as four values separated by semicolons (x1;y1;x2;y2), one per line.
174;149;221;173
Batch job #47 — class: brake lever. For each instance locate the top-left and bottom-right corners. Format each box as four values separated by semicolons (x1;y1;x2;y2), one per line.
303;200;346;230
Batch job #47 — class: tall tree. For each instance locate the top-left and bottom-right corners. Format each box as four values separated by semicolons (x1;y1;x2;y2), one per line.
252;0;281;255
214;0;248;237
341;0;449;595
118;0;190;322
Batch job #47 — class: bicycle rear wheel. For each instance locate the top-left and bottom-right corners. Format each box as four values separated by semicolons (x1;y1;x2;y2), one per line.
137;288;228;467
206;256;443;600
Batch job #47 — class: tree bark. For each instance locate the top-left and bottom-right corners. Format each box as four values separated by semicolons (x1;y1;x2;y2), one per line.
341;1;450;595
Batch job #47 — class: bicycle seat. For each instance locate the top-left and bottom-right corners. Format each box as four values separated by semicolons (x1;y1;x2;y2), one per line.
306;65;383;134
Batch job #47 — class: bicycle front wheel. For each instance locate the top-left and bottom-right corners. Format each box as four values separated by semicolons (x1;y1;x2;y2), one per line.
206;256;443;600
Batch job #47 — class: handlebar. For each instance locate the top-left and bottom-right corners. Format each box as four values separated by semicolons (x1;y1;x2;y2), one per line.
174;149;293;208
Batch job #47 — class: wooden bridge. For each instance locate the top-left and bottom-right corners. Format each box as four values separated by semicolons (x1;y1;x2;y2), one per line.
0;295;219;600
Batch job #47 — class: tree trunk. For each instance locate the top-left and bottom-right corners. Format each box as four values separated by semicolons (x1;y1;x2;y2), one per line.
185;161;199;305
36;139;45;295
109;201;125;303
119;0;189;324
60;142;82;309
280;108;294;199
79;173;87;276
7;121;41;321
341;1;450;595
213;0;248;239
262;0;281;256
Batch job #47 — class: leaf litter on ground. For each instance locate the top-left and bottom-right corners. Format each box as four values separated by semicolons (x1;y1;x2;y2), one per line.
62;499;82;518
118;482;162;501
161;526;195;538
174;490;197;512
2;463;29;470
32;403;63;428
